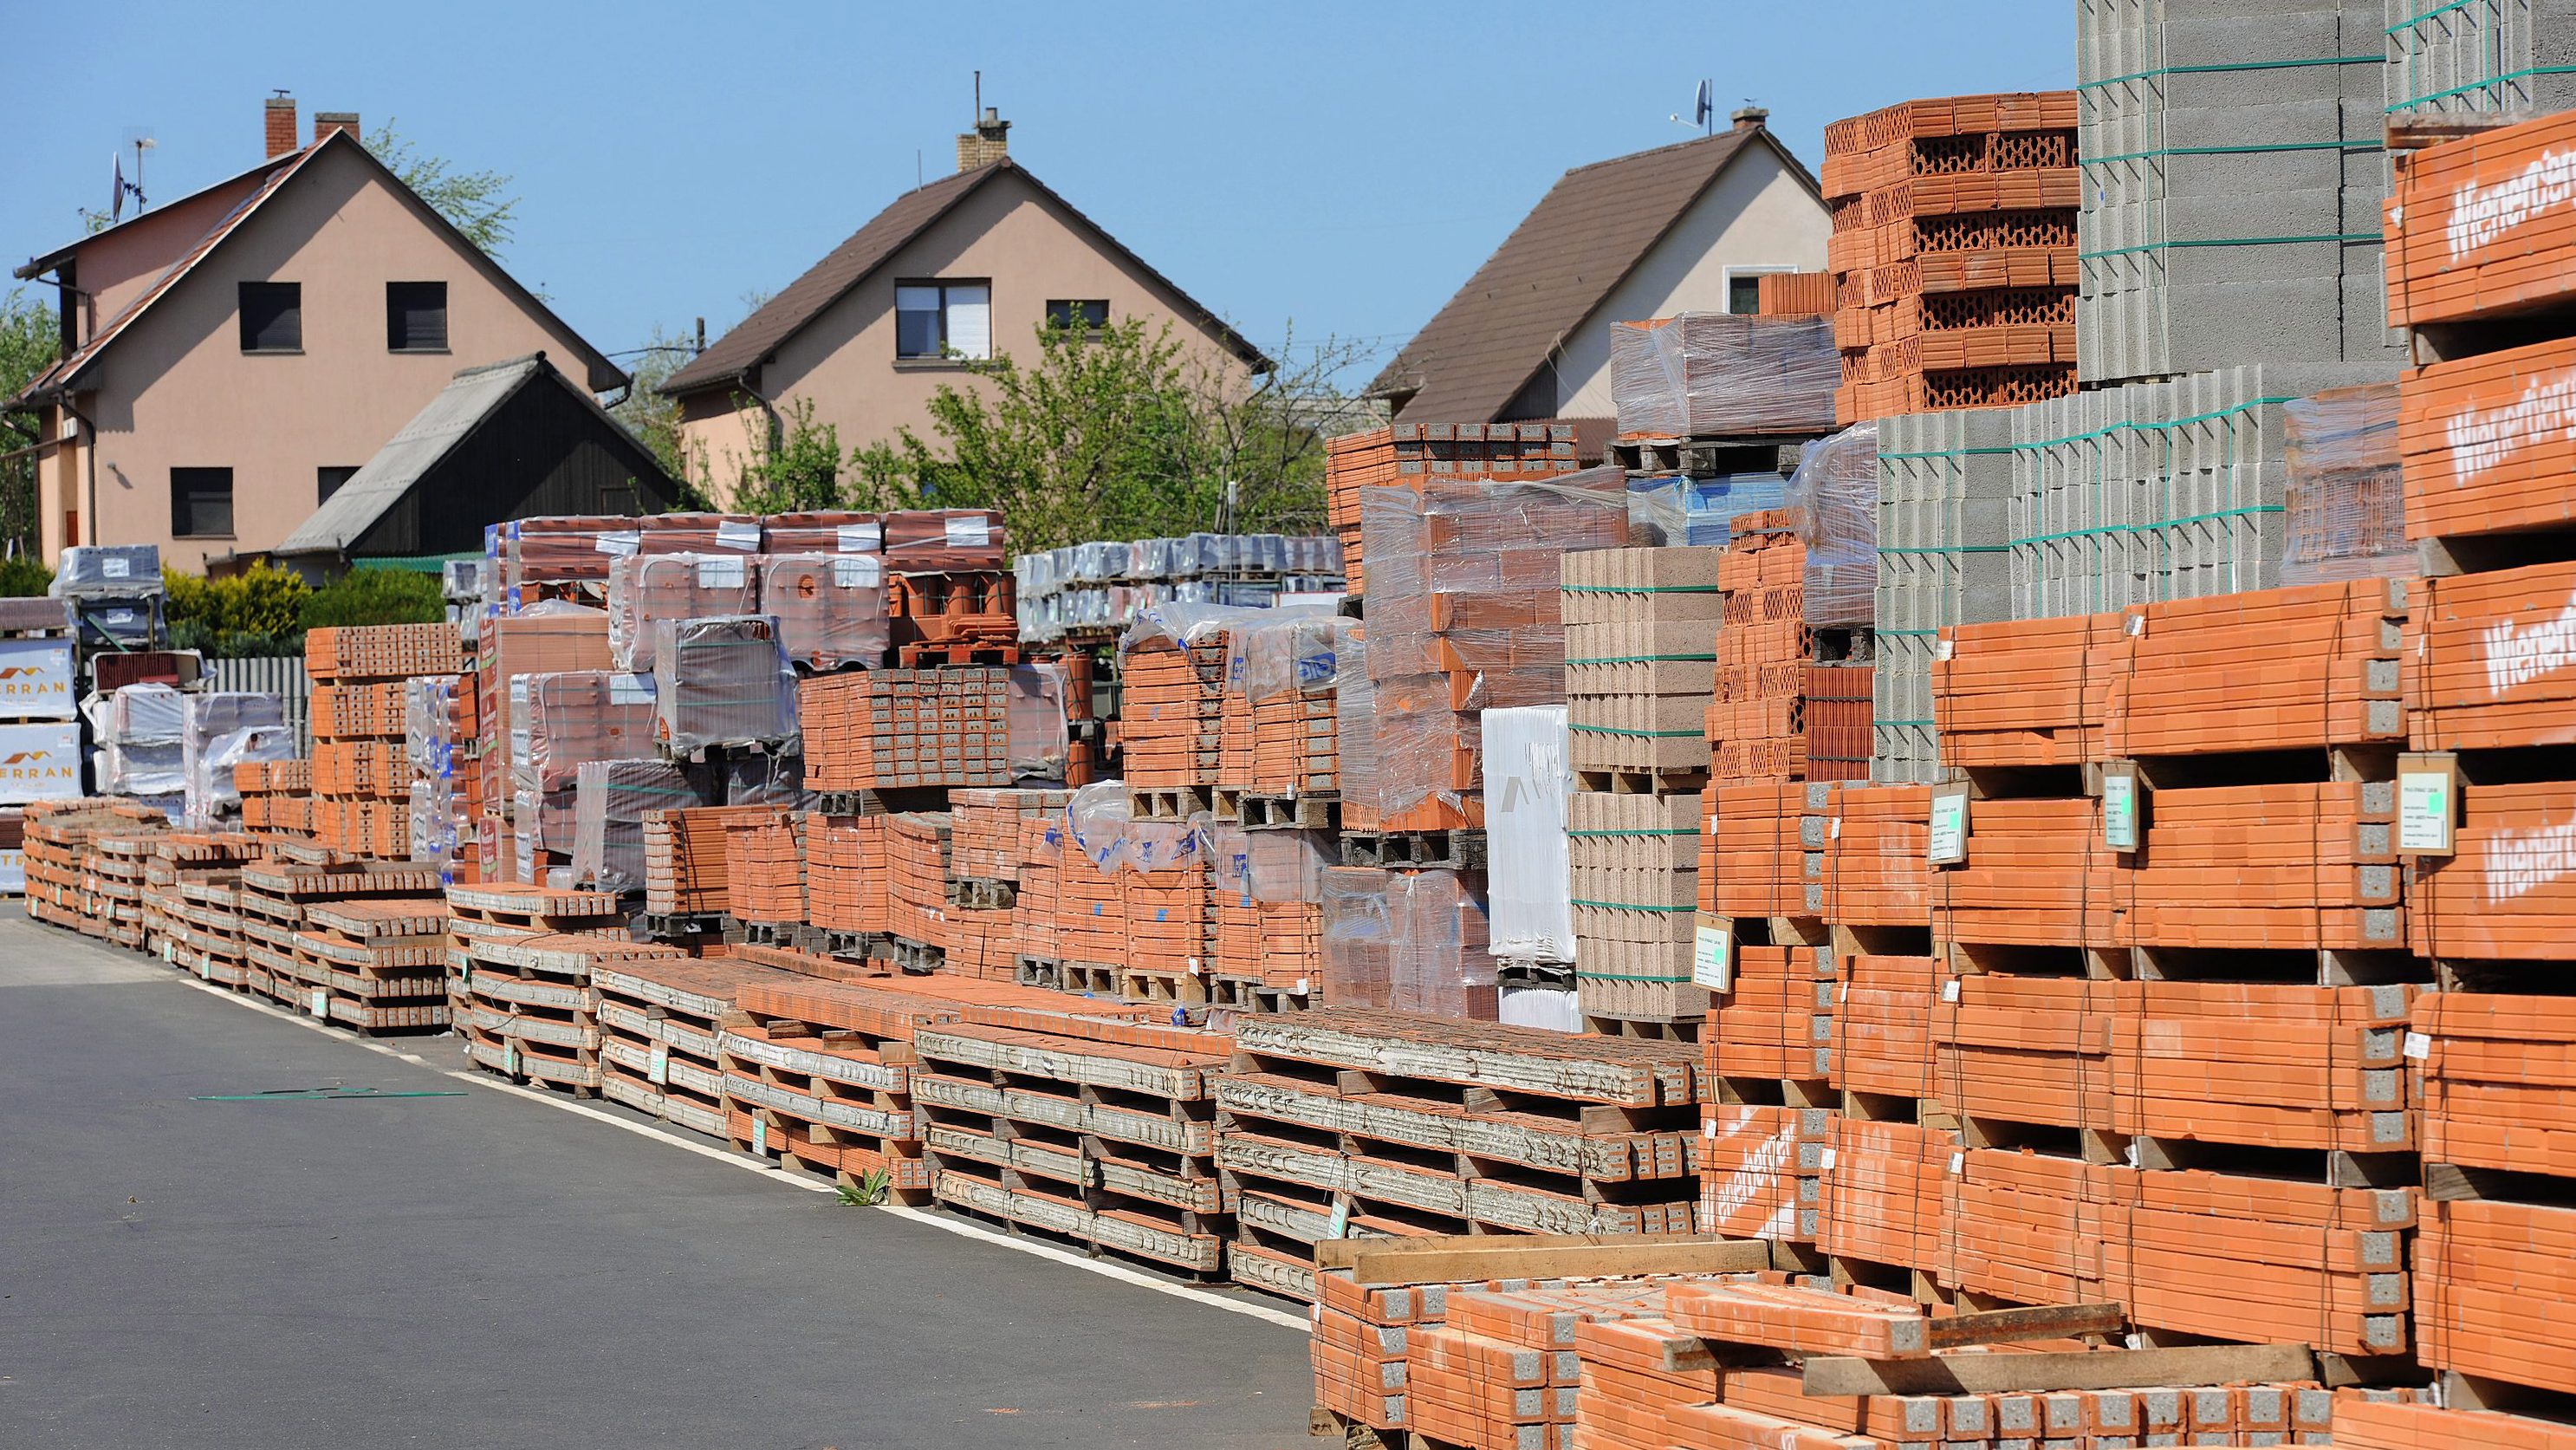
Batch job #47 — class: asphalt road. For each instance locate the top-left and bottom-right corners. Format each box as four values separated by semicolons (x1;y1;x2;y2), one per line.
0;910;1313;1450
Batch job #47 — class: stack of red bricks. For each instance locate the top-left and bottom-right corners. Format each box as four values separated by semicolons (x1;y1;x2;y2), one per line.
1119;627;1229;807
1822;90;2079;423
799;668;1012;792
1325;422;1581;595
235;759;312;838
723;811;807;926
641;804;779;920
308;624;463;860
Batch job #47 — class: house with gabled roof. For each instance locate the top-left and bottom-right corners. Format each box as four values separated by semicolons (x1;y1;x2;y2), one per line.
1368;108;1830;435
8;95;627;570
661;109;1269;504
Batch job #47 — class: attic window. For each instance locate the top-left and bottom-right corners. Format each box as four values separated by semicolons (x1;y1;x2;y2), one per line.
238;282;301;353
895;281;992;361
386;282;448;352
318;465;360;504
1047;299;1110;335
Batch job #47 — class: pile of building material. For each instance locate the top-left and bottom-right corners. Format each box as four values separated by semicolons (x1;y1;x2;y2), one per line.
1015;532;1343;641
1824;90;2080;422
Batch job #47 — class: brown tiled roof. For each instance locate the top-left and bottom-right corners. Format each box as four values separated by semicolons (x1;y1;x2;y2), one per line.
661;156;1268;399
1368;128;1814;421
10;129;626;403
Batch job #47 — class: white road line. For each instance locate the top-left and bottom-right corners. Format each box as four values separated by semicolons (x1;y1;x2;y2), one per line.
165;954;1312;1333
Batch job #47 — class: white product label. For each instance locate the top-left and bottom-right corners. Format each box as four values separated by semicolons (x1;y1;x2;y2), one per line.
838;523;883;554
834;556;882;588
696;556;746;589
1186;957;1203;977
595;531;640;557
310;988;328;1019
1294;977;1310;995
1817;1148;1838;1171
2404;1031;2431;1061
753;1118;769;1155
944;515;991;547
609;673;655;707
101;556;132;579
1934;637;1953;661
1941;978;1962;1004
1691;923;1732;991
2101;775;2138;852
2398;769;2455;855
1927;789;1969;865
1949;1151;1965;1174
503;1045;521;1076
716;521;762;551
1327;1200;1352;1238
649;1042;670;1084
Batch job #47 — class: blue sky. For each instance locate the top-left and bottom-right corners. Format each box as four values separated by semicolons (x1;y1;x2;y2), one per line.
3;0;2073;383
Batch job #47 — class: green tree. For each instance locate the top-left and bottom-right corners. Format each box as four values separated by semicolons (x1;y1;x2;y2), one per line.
730;395;847;513
609;326;699;498
856;315;1359;553
367;119;518;255
0;289;61;556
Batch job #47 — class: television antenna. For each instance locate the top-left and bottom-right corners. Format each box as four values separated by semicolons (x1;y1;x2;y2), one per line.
115;127;156;219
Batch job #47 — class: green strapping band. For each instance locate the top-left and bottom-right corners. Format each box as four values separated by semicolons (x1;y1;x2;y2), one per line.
1878;629;1940;638
1567;828;1699;838
2080;55;2381;90
2389;0;2483;34
2083;140;2381;165
1578;972;1694;984
1567;653;1717;665
2081;233;2380;259
1562;584;1723;594
2014;503;2283;548
2004;395;2298;451
2389;65;2576;110
1569;725;1705;738
1569;899;1695;914
1881;718;1934;728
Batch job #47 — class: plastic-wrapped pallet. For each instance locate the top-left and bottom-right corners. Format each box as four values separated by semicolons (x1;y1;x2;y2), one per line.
1785;422;1880;628
759;552;887;670
188;725;295;827
1626;471;1792;549
608;554;762;672
2281;381;2411;587
651;615;800;755
717;750;811;809
1319;865;1495;1018
1608;313;1840;439
1481;705;1574;966
509;672;658;793
572;758;705;894
1005;664;1070;783
50;545;161;598
761;510;882;555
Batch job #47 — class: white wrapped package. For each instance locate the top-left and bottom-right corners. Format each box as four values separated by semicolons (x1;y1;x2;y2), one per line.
1480;704;1574;965
187;724;295;826
107;683;190;745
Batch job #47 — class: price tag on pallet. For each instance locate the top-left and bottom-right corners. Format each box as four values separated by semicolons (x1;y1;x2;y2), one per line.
1691;914;1732;991
753;1117;769;1156
2398;752;2459;857
2099;764;2144;854
649;1042;670;1086
1927;784;1970;866
308;987;328;1021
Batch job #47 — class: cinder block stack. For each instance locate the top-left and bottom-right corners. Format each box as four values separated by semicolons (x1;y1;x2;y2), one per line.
2077;0;2400;386
1562;546;1724;1028
1823;91;2080;424
2384;0;2576;138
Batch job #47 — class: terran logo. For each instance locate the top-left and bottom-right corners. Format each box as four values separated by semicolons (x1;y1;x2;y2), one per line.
0;748;72;781
2482;593;2576;696
2449;146;2576;263
2444;370;2576;484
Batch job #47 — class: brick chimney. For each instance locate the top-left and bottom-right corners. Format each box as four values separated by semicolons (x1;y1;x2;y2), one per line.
956;107;1011;172
265;94;298;159
313;111;360;145
1730;105;1769;133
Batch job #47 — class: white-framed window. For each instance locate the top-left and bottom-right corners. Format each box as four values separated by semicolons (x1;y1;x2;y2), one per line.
1722;263;1802;315
895;281;993;360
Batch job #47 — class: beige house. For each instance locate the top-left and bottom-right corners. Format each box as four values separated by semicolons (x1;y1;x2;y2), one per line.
9;97;625;570
663;112;1268;503
1370;108;1831;432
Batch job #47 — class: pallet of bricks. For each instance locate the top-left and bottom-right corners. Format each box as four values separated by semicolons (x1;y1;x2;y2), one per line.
1216;1007;1703;1305
23;799;150;935
236;855;449;1031
140;832;262;988
594;946;817;1139
308;624;465;862
236;759;313;842
444;881;638;1090
1561;544;1720;1034
1311;1236;2364;1450
944;787;1064;981
2367;105;2576;1447
1053;786;1212;1009
915;999;1236;1273
1822;91;2079;423
1323;421;1581;596
1203;608;1345;1009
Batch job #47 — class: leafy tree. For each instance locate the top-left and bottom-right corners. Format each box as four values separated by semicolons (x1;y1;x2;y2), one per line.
731;395;847;514
853;315;1360;553
0;289;60;556
299;568;444;630
367;119;518;255
609;326;699;499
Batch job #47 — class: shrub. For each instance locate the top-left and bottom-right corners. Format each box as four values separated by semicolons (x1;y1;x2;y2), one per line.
163;562;312;656
0;555;51;597
298;568;446;631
